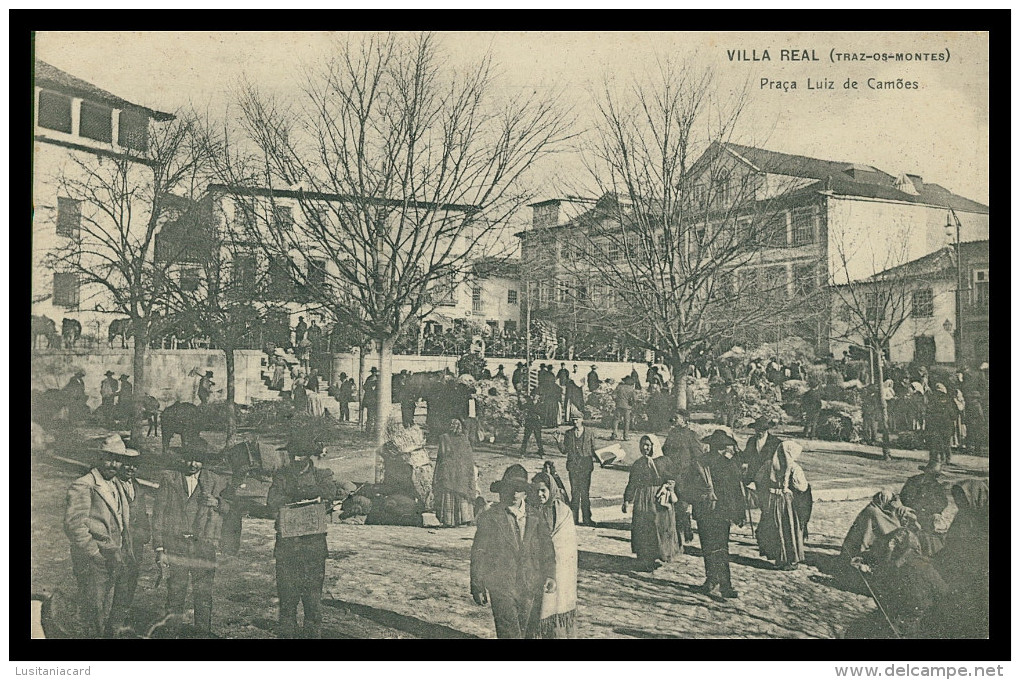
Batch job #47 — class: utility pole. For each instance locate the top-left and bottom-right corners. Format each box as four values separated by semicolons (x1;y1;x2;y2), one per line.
946;210;964;367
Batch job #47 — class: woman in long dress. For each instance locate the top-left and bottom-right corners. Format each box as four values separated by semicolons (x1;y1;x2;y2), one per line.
622;434;681;570
754;440;809;570
529;471;578;638
432;419;478;527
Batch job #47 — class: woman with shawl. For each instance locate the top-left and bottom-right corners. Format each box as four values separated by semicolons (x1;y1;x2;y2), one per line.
529;472;578;638
839;490;917;578
622;434;681;570
754;440;809;570
935;480;989;638
432;419;479;527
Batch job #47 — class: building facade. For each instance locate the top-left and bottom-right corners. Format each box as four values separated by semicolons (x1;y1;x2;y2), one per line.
32;60;174;342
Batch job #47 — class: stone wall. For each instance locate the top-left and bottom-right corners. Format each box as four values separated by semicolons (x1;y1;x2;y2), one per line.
30;349;265;409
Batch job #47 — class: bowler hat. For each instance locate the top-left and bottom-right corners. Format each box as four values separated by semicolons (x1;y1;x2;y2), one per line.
490;464;530;494
702;429;739;451
751;416;776;432
99;434;139;458
590;365;598;370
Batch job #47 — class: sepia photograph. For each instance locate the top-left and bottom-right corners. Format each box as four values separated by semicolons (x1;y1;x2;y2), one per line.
28;29;991;646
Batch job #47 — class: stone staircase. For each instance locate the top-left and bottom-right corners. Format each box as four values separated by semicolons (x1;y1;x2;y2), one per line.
248;357;342;415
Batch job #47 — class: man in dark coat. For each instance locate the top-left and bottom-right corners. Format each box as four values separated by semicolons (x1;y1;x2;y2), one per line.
64;369;89;423
736;416;783;486
662;409;701;550
690;430;745;599
100;371;119;407
518;393;546;458
267;437;339;639
397;370;416;427
470;465;556;639
197;371;214;405
586;365;601;395
117;374;134;421
294;316;308;344
559;406;599;527
924;383;956;470
512;362;526;393
63;434;141;637
363;367;379;430
555;362;570;387
152;441;232;635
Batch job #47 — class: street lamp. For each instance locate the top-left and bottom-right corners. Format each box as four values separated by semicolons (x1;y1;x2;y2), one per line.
944;210;964;367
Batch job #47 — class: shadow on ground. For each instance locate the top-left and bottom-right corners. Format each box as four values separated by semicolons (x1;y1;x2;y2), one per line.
578;549;647;575
322;599;479;639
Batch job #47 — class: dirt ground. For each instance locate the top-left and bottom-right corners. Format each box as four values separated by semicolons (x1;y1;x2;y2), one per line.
31;418;988;639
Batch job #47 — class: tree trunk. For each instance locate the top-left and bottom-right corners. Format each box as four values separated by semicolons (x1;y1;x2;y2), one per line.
224;347;237;448
130;325;147;446
875;348;892;460
375;336;394;484
669;356;688;412
357;344;367;430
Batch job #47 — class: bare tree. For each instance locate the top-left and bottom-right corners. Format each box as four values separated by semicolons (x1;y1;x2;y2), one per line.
551;61;822;407
224;32;574;475
828;222;931;460
45;112;215;443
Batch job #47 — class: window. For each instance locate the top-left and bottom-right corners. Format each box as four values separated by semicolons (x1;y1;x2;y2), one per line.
507;289;518;305
913;336;936;366
556;280;570;303
504;320;517;333
118;109;149;151
911;287;934;318
52;272;79;308
304;203;328;225
274;206;294;230
269;256;293;298
716;175;732;206
236;199;257;228
972;268;988;310
56;197;81;238
232;254;257;292
693;184;706;209
792;262;817;298
538;281;551;305
37;90;72;133
79;101;113;143
607;240;620;262
790;207;816;246
472;287;483;313
763;265;789;300
179;265;201;293
307;258;327;289
437;273;457;306
865;291;886;323
576;282;589;303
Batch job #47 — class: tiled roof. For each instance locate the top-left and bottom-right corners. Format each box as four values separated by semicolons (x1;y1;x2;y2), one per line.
866;240;989;281
34;60;175;121
722;142;988;213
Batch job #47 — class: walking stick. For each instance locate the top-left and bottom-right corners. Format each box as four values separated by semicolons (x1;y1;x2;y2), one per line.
857;568;902;639
742;485;756;540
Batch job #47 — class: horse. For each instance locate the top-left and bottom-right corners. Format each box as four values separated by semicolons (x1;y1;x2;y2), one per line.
108;318;132;348
61;318;82;349
32;315;58;349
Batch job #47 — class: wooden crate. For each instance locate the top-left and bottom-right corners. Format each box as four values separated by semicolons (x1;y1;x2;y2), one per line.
278;500;328;538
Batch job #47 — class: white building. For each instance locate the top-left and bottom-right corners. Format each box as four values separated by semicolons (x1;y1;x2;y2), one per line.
32;60;174;342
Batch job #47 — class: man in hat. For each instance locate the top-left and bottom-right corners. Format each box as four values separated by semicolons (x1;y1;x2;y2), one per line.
197;371;215;406
690;430;746;599
609;375;637;441
267;436;339;638
586;364;601;396
63;434;141;636
109;442;150;634
494;364;508;383
518;393;546;458
100;371;120;408
663;409;702;551
512;362;526;393
470;465;556;638
152;440;231;635
117;374;133;420
736;416;782;486
63;369;89;423
559;406;599;527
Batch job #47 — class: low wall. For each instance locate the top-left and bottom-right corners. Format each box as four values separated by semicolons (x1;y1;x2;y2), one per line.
31;349;265;409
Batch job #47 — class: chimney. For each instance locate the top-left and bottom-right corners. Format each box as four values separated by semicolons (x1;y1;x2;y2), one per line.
531;200;560;229
894;173;920;196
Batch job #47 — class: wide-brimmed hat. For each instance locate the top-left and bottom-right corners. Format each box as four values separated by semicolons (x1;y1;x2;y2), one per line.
590;364;598;370
104;370;115;377
490;464;530;494
205;371;214;378
702;429;738;450
751;416;776;432
99;434;139;458
119;373;130;379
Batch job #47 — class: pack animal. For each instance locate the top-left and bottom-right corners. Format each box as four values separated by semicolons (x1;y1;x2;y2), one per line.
32;315;59;349
159;401;204;454
61;318;82;349
108;318;133;348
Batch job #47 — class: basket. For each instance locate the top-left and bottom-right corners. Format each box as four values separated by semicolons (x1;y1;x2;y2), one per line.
278;499;329;538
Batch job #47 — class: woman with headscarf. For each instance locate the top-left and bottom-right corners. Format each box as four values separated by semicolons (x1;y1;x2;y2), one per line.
529;471;578;638
754;440;809;570
838;490;917;579
865;527;951;638
934;480;989;638
622;434;681;570
432;419;478;527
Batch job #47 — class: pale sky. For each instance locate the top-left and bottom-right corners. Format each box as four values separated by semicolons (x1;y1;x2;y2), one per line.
36;30;989;213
